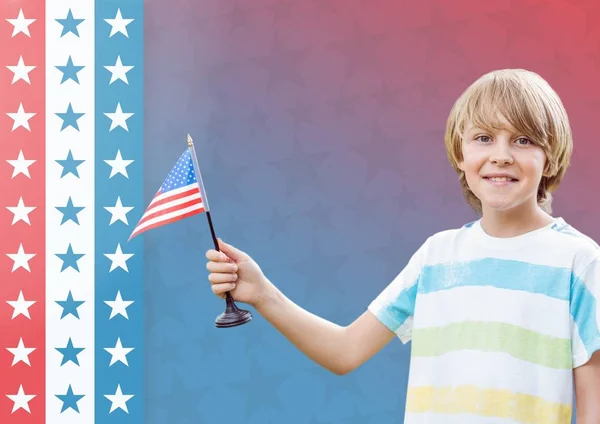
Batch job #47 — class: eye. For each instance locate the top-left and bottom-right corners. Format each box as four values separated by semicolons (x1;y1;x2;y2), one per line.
515;137;532;145
475;135;491;143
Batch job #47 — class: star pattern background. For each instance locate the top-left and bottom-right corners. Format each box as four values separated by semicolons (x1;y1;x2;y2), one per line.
2;0;600;422
143;0;600;423
1;0;143;422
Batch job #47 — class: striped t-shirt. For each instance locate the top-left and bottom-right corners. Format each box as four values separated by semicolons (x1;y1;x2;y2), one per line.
368;217;600;424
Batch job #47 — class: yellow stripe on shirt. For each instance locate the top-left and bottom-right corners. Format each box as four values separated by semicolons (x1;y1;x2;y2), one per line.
406;385;572;424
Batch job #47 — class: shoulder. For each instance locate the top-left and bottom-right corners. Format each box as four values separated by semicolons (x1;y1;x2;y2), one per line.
547;218;600;269
548;218;599;248
414;220;478;260
422;219;479;247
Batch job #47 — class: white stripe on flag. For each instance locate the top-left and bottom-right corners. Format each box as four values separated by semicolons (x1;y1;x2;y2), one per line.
147;182;200;206
143;191;202;217
131;202;204;237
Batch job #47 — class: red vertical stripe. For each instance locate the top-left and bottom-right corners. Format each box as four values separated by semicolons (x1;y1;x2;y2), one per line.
0;1;45;422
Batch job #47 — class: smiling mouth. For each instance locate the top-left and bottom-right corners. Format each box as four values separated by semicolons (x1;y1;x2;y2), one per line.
483;176;518;182
483;176;518;186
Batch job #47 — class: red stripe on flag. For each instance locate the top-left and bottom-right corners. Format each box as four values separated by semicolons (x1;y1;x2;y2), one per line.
148;186;200;210
130;207;205;239
129;184;205;240
136;196;202;228
0;1;45;422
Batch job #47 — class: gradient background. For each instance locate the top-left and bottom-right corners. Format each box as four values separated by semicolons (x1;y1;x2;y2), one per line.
143;0;600;422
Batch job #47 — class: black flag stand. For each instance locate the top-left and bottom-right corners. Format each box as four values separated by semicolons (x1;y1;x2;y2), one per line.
187;134;252;328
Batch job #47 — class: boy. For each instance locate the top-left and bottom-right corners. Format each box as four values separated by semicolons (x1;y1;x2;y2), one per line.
205;69;600;423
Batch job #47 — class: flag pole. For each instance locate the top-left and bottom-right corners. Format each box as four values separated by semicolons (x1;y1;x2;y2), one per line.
187;134;252;328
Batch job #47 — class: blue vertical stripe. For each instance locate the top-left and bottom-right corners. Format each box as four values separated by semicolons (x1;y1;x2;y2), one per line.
96;0;144;422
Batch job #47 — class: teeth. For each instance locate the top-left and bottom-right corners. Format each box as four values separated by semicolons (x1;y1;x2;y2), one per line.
488;177;513;182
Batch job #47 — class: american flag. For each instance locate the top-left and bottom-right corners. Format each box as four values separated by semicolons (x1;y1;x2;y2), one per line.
129;144;205;240
1;1;143;422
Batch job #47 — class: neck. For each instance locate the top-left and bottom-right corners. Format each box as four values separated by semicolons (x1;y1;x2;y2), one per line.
480;202;554;238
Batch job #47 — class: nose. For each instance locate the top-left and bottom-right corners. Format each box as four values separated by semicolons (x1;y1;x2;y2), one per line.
489;141;513;165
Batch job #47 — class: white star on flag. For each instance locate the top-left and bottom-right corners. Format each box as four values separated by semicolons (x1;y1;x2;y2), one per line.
105;56;134;84
6;9;36;38
104;9;134;37
105;196;134;225
7;102;36;131
6;338;36;366
6;150;36;178
105;384;134;413
104;103;134;131
6;290;36;319
104;338;134;366
6;196;36;225
6;385;36;413
6;243;36;272
105;290;134;319
105;243;134;272
7;55;36;84
104;150;134;178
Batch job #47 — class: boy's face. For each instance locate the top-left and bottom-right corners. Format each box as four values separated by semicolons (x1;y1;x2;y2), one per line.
458;118;547;214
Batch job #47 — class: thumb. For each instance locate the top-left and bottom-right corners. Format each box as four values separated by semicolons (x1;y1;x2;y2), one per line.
217;238;246;262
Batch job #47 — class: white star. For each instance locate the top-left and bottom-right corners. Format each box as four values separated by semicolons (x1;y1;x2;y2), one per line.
6;385;36;413
104;384;134;413
6;56;36;84
104;150;133;178
6;290;36;319
104;9;134;37
104;56;134;84
104;243;134;272
105;290;134;319
104;103;134;131
104;338;134;366
6;150;36;178
6;196;36;225
6;338;36;366
7;103;36;131
6;9;36;38
105;196;134;225
6;243;36;272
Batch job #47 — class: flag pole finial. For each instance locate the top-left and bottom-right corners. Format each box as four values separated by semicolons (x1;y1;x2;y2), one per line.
187;133;193;147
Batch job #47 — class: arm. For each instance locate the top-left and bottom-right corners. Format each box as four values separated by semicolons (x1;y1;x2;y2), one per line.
574;351;600;423
256;283;396;375
206;238;400;375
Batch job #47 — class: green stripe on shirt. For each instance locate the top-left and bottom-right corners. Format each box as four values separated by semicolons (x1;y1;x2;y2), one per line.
411;321;572;369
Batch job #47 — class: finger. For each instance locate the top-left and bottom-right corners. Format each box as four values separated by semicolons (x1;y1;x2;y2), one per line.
212;282;236;296
206;249;229;262
208;272;238;284
206;261;238;273
217;238;246;262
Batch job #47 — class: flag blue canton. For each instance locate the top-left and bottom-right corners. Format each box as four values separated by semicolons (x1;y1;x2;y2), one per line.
159;150;197;193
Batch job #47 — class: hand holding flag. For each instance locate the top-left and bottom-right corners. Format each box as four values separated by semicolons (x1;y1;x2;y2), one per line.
129;135;252;328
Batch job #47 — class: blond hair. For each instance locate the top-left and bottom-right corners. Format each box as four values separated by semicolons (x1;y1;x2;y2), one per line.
444;69;573;215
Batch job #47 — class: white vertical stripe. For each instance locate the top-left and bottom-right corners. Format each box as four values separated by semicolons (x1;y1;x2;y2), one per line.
46;1;94;422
